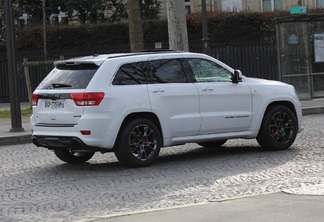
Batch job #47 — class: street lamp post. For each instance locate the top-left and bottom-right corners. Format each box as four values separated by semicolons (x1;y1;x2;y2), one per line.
201;0;210;55
4;0;24;132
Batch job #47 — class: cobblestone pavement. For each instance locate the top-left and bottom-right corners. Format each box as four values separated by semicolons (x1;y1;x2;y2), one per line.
0;114;324;222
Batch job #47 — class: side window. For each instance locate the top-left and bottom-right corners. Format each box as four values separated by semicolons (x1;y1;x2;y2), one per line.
148;59;187;84
187;58;232;83
112;62;149;85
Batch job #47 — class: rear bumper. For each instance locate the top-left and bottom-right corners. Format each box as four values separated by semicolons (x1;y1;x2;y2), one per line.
32;135;107;152
30;112;123;150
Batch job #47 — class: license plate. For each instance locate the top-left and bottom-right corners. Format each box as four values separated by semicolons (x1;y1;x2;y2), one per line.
45;100;64;109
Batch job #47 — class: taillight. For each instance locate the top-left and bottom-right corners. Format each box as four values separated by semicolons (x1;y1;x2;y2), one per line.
32;94;39;106
70;92;104;106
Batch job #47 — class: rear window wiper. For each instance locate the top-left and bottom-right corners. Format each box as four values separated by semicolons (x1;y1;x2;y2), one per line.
51;83;72;89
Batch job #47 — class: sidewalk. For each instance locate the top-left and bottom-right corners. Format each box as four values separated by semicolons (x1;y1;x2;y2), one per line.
0;99;324;146
93;191;324;222
300;97;324;115
0;102;31;146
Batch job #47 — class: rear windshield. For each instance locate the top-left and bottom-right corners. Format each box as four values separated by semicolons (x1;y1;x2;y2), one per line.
37;64;98;90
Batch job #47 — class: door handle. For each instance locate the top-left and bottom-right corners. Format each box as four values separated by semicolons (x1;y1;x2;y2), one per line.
152;89;165;93
201;87;213;92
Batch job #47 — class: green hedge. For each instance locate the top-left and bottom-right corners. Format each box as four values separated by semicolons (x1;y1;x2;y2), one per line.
16;22;131;52
15;20;170;52
12;9;324;52
187;10;292;44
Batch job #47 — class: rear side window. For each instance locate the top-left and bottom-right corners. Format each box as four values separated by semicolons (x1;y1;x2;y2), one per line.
112;62;149;85
37;64;98;89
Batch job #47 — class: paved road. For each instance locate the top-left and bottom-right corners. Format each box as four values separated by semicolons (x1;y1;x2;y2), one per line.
1;114;324;222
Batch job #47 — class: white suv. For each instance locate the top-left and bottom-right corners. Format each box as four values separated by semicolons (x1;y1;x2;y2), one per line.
31;51;303;167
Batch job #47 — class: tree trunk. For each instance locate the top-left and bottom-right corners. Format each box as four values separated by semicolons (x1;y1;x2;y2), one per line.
127;0;144;52
166;0;189;51
43;0;47;59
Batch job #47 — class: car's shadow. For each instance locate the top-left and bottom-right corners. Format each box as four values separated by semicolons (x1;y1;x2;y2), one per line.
49;143;300;174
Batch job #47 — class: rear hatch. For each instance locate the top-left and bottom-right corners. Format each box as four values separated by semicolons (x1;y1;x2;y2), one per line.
32;62;101;126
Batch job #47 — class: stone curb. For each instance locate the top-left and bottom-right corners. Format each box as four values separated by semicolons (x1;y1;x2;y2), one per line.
0;135;32;146
302;106;324;116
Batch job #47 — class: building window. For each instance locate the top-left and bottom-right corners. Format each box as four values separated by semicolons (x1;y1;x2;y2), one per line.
221;0;242;11
316;0;324;8
262;0;282;11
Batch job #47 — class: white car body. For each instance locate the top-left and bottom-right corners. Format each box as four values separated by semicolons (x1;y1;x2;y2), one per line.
30;52;303;166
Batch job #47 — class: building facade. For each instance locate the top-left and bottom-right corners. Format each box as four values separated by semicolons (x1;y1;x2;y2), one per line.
189;0;324;13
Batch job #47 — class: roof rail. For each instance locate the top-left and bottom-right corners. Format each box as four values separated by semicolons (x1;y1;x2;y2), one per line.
105;50;184;59
140;49;182;53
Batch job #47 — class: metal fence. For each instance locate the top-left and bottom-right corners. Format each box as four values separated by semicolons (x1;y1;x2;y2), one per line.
0;43;278;102
0;56;56;103
210;42;278;80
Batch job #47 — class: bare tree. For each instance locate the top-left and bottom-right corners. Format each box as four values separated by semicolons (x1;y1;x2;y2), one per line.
166;0;189;51
127;0;143;52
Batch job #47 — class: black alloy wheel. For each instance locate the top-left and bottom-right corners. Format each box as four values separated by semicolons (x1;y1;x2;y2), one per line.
257;105;297;150
114;118;162;167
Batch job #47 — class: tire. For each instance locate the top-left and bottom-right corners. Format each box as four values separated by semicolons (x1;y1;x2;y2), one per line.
257;105;297;150
198;140;227;148
114;118;162;167
54;149;95;163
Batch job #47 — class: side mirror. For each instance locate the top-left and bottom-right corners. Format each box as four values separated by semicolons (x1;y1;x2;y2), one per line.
231;70;242;84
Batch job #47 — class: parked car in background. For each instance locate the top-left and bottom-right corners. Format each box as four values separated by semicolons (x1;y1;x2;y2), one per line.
31;51;303;167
